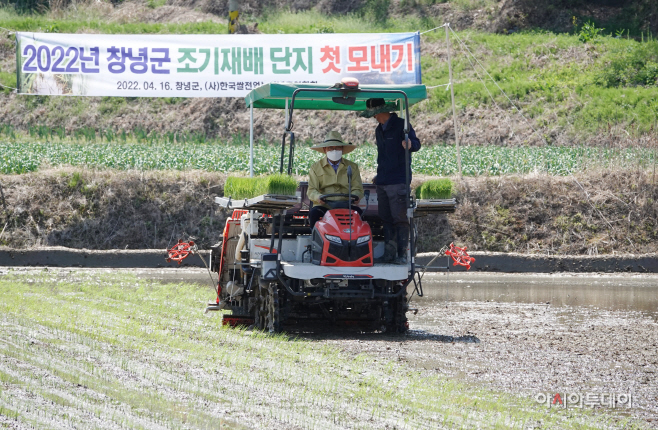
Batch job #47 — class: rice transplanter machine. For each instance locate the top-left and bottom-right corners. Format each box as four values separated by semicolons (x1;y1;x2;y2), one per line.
194;81;462;332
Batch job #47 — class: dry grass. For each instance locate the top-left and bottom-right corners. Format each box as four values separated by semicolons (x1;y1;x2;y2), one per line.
1;168;657;255
0;168;230;249
417;169;658;255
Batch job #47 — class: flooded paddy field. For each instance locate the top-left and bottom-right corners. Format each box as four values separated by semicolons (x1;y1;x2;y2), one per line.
324;273;658;426
0;268;655;429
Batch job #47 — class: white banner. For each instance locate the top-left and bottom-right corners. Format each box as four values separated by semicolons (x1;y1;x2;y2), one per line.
16;32;421;97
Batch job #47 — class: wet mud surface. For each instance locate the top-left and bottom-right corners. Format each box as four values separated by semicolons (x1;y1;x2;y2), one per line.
313;273;658;427
134;268;658;425
132;270;658;425
136;269;658;425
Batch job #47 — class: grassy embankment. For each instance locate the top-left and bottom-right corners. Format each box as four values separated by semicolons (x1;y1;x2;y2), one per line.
0;270;646;429
420;29;658;141
0;6;657;146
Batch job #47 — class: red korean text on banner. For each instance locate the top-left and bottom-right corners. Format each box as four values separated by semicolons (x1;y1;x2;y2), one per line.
320;46;341;73
371;45;391;73
347;46;369;72
344;43;415;74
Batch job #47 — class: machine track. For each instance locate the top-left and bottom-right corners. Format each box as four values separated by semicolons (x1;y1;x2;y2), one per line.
385;290;409;334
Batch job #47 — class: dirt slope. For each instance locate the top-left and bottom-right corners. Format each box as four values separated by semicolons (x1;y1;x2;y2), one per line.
1;0;654;147
1;168;656;254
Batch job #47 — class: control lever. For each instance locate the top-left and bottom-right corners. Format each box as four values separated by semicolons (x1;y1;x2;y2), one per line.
347;165;353;249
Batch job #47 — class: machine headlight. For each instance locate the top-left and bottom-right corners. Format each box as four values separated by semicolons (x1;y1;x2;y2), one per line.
324;234;342;245
356;235;370;245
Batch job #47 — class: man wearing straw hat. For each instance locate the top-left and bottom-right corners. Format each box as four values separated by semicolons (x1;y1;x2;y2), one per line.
361;98;421;264
307;131;364;229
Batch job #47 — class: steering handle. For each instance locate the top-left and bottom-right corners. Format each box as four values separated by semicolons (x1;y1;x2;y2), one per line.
319;193;360;203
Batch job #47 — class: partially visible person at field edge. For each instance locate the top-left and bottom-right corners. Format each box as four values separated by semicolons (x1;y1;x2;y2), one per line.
307;131;364;229
361;98;420;265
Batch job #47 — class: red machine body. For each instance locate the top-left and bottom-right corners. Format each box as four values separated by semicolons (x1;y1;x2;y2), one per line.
311;209;373;267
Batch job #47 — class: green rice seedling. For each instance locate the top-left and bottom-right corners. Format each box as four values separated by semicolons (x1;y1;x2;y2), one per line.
1;138;655;176
225;174;298;198
224;176;257;199
416;178;454;199
257;174;298;196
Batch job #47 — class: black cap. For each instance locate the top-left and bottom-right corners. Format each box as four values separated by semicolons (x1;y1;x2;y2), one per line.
366;98;386;109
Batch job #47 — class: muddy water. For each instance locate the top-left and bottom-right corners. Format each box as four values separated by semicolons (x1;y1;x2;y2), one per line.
133;268;658;318
397;272;658;427
417;272;658;320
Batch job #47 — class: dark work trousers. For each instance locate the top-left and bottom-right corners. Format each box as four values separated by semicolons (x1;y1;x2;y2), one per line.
376;183;410;257
309;205;363;229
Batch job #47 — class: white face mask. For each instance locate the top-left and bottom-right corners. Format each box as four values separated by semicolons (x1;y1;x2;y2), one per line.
326;149;342;162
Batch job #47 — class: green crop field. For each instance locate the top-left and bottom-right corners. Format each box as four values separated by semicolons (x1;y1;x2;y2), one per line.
0;269;642;429
0;138;655;176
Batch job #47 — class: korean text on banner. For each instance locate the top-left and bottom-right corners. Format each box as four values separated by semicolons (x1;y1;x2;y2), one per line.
16;32;421;97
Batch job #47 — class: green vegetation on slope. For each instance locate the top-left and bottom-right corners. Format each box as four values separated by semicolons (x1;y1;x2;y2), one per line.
0;270;641;429
420;30;658;139
0;5;443;34
0;7;229;34
1;6;657;141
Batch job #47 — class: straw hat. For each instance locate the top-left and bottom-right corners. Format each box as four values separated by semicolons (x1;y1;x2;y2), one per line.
359;98;398;118
310;131;356;154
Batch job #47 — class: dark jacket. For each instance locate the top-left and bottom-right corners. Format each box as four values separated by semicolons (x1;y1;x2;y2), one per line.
375;113;421;186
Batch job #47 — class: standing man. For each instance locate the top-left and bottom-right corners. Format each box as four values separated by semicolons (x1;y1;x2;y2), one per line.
361;98;420;264
307;131;364;229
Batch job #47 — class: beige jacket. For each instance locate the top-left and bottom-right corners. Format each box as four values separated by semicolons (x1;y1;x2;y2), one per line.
307;157;364;208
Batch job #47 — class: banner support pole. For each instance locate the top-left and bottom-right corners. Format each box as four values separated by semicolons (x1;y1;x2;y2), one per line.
228;0;239;34
249;102;254;178
445;23;462;177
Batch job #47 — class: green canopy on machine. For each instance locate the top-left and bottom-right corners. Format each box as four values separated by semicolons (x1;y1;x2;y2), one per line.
245;83;427;111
